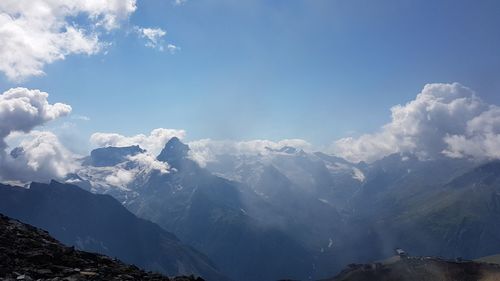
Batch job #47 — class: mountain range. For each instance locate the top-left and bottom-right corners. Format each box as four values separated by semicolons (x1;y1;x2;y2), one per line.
3;137;500;280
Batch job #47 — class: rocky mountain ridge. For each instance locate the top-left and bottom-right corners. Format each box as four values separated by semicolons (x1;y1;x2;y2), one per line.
0;213;204;281
0;181;227;281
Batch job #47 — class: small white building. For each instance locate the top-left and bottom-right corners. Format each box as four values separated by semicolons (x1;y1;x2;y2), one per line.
395;248;407;257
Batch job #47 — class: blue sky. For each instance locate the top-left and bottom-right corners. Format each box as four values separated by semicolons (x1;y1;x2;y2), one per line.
1;0;500;151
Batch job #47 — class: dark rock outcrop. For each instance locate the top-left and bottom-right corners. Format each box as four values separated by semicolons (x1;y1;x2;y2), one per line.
157;137;190;169
0;213;204;281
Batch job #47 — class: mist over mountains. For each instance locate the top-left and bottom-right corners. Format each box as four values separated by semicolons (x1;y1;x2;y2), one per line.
4;134;500;280
2;82;500;280
2;1;500;279
0;180;227;281
3;82;500;185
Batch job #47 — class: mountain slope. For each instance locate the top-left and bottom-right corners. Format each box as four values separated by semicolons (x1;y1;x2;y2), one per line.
0;181;227;281
342;158;500;261
326;256;500;281
0;213;203;281
392;161;500;258
124;138;315;281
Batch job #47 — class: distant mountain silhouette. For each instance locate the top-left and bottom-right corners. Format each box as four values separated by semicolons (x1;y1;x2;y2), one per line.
85;145;145;167
0;181;228;281
0;213;205;281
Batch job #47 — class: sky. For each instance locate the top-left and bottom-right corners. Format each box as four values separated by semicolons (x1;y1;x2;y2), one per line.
1;0;500;177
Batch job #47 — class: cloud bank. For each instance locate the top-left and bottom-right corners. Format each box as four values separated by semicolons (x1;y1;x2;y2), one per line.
3;83;500;184
0;88;72;149
0;88;74;181
332;83;500;162
443;106;500;159
4;131;78;182
90;128;186;156
103;153;170;188
0;90;173;184
90;129;312;168
0;0;137;81
188;138;312;167
75;148;170;190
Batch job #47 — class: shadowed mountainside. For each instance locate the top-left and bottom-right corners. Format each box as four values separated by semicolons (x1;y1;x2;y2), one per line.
0;181;227;281
0;213;204;281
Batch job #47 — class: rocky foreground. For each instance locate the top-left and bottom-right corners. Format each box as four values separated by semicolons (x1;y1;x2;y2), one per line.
0;213;204;281
326;256;500;281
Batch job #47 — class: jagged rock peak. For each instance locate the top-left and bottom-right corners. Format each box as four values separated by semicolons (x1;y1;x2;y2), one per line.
157;137;190;163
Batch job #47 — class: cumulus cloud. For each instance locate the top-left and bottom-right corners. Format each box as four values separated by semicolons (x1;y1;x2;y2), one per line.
0;87;74;181
0;87;72;149
188;138;312;167
443;106;500;159
0;0;137;81
331;83;498;162
90;128;186;156
2;131;78;182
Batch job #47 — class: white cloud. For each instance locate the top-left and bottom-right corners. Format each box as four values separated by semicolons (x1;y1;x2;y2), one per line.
166;44;181;54
443;106;500;159
90;127;311;167
173;0;188;6
134;26;180;53
71;114;91;121
0;87;74;181
0;0;137;81
90;128;186;156
331;83;497;162
104;168;135;187
135;27;166;50
74;151;169;190
127;153;169;174
0;87;72;149
2;131;78;182
188;138;312;167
